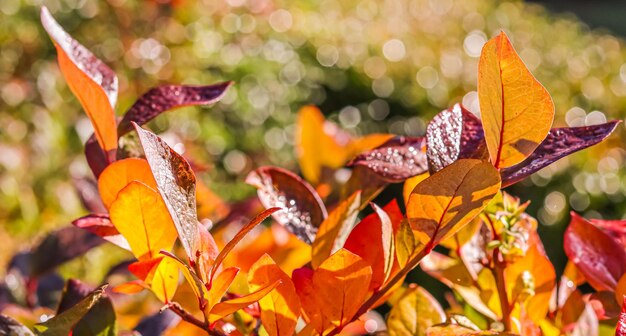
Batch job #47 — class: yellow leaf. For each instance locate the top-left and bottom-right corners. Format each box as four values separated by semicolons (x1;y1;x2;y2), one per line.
161;251;208;304
395;219;419;269
478;32;554;168
387;285;445;336
403;173;429;207
208;280;281;323
109;181;177;260
311;191;361;269
98;158;157;209
249;254;301;336
407;159;500;249
146;256;180;303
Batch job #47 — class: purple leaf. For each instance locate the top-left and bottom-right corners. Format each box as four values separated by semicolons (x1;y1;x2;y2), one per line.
501;121;620;187
347;136;428;182
72;214;130;250
72;177;106;213
134;309;180;335
134;123;199;260
118;82;232;136
591;218;626;248
84;135;109;178
426;104;488;174
246;166;328;244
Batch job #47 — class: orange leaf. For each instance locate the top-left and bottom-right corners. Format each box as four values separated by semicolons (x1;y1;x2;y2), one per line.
41;7;118;156
249;254;301;336
292;267;326;332
402;173;429;207
208;280;281;323
406;159;500;250
312;249;372;329
147;256;180;303
208;267;240;311
98;158;157;209
478;32;554;168
311;191;361;269
112;280;148;295
109;181;177;260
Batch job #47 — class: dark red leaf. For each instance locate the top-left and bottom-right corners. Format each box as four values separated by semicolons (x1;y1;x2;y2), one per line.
347;136;429;182
426;104;488;173
246;166;328;244
591;218;626;248
564;212;626;291
72;214;130;250
84;135;109;178
118;82;232;136
501;121;620;187
72;176;106;213
134;123;199;260
617;297;626;336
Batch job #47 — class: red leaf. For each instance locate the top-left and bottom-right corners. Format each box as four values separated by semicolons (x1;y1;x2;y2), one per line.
591;218;626;248
72;213;130;250
246;166;328;244
564;212;626;291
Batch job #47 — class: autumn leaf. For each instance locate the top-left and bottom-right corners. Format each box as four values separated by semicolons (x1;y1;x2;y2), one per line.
109;181;177;261
98;158;157;209
249;254;301;336
41;7;118;158
72;213;130;250
246;166;327;244
134;123;200;260
57;279;117;336
311;191;361;268
386;285;445;336
406;159;501;251
617;297;626;336
0;315;34;336
208;267;240;310
208;280;281;323
478;31;554;169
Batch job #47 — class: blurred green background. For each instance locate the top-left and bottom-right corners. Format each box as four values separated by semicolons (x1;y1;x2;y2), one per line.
1;0;626;279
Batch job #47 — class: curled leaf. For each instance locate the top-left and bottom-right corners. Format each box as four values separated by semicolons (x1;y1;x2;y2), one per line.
246;166;327;244
347;136;429;182
72;214;130;250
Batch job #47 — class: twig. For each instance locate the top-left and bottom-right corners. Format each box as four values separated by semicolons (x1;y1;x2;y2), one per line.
163;302;226;336
490;248;512;331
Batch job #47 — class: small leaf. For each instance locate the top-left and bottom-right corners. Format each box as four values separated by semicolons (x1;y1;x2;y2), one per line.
109;181;177;261
347;136;429;182
146;256;180;303
72;214;130;250
386;285;445;336
0;315;35;336
311;192;361;268
208;280;281;323
209;207;280;284
118;82;233;136
41;7;118;156
407;159;501;250
396;219;419;269
426;104;488;173
134;123;200;260
501;121;621;187
34;285;108;335
478;31;554;168
246;166;327;244
564;212;626;291
249;254;301;336
160;251;207;305
208;267;240;311
98;158;157;209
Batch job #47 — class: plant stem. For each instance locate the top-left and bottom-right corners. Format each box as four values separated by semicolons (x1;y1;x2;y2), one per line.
491;248;512;331
164;302;226;336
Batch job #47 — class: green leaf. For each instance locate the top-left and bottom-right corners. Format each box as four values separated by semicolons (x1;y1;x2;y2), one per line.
387;285;445;336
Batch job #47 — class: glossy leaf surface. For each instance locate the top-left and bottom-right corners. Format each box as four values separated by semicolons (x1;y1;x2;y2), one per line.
564;212;626;291
387;285;445;336
347;136;428;182
478;32;554;168
246;166;327;244
41;7;118;154
118;82;232;135
135;123;199;260
426;104;488;173
98;158;157;209
407;159;501;249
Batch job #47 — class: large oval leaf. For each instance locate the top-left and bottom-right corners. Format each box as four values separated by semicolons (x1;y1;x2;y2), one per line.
134;123;199;260
407;159;501;250
347;136;429;182
564;212;626;291
501;121;620;187
387;285;445;336
426;104;488;173
118;82;232;136
98;158;157;209
246;166;327;244
41;7;118;156
478;32;554;168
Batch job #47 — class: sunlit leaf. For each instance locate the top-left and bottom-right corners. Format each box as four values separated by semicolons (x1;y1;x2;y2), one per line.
617;297;626;336
41;7;118;156
407;159;501;250
98;158;157;209
208;267;239;310
478;31;554;168
589;217;626;248
425;324;514;335
117;82;232;135
292;267;325;332
208;280;281;323
34;285;108;335
246;166;327;244
0;314;34;336
396;219;419;269
160;251;207;305
387;285;445;336
501;121;621;187
72;214;130;250
564;212;626;291
249;254;301;336
403;173;429;206
134;123;200;260
426;104;488;173
109;181;177;260
311;192;361;269
347;136;428;182
146;257;180;303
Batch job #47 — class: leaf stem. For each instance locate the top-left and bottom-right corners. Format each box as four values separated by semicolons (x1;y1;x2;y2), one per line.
491;248;512;331
164;302;225;336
